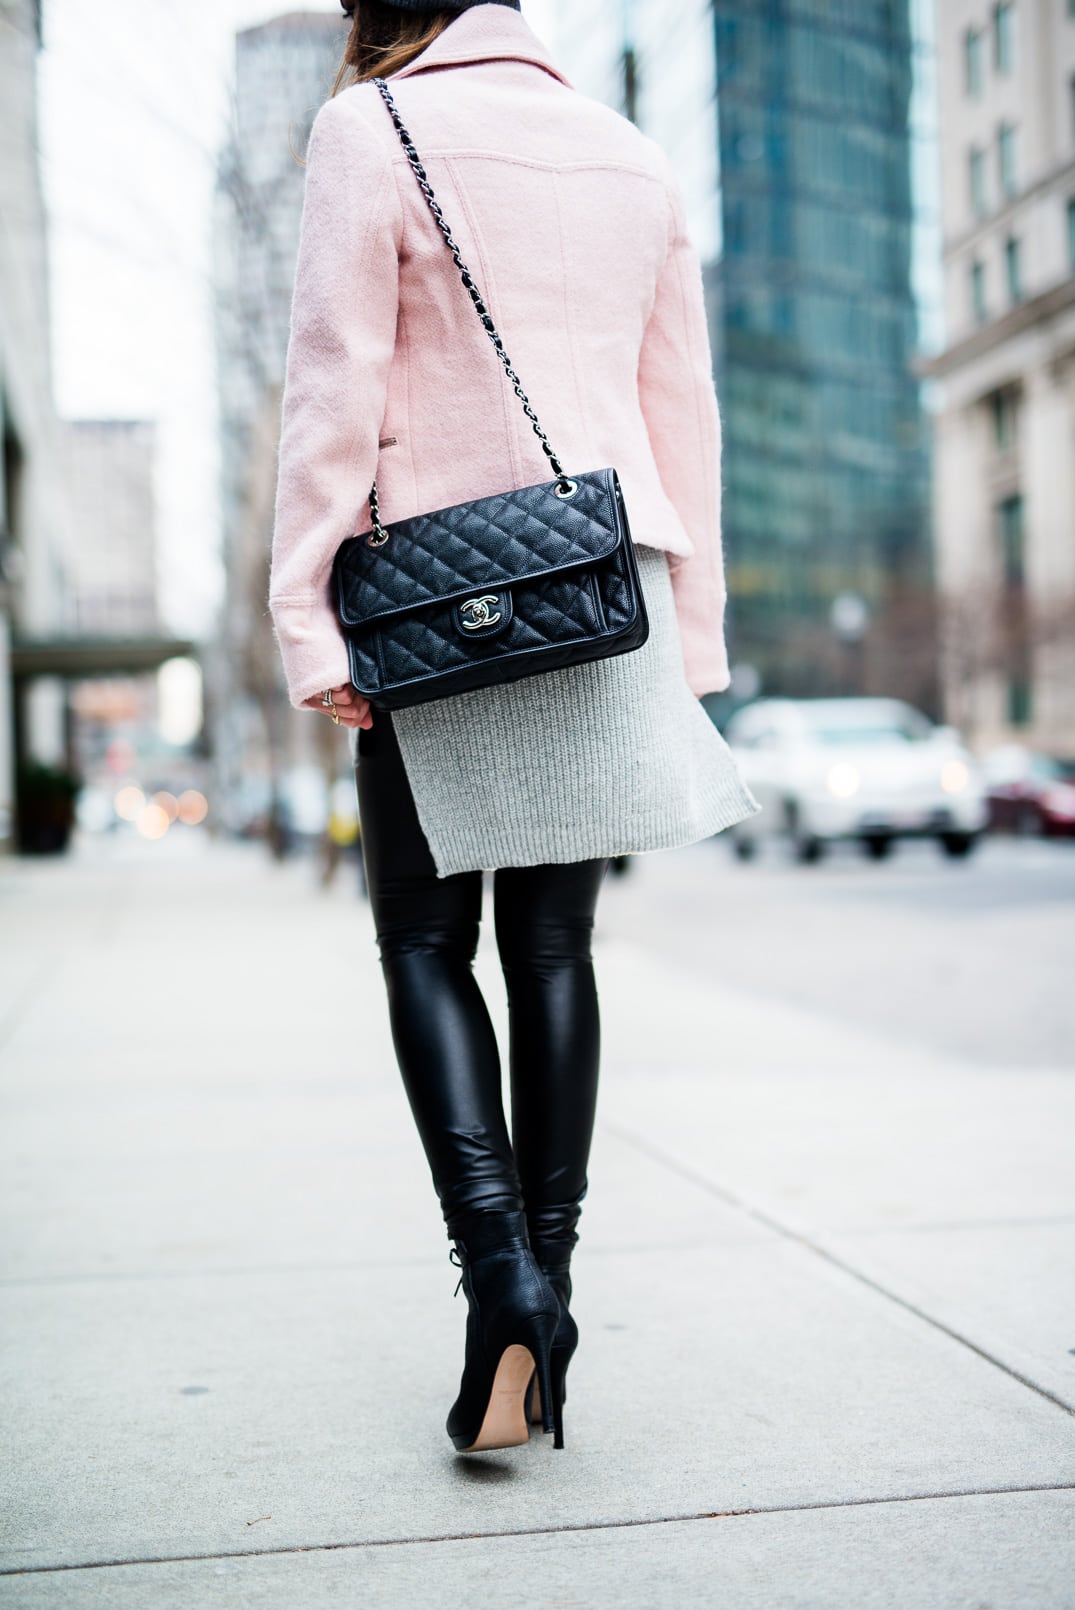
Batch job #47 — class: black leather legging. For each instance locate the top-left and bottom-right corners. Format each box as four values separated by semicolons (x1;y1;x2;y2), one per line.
355;711;607;1246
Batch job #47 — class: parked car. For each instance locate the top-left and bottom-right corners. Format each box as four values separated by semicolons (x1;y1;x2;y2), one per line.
981;746;1075;838
725;697;987;863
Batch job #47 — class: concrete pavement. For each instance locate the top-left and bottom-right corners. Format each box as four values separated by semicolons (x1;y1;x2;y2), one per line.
0;833;1072;1607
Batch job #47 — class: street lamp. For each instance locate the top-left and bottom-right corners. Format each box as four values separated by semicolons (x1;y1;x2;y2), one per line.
830;593;870;694
621;0;638;124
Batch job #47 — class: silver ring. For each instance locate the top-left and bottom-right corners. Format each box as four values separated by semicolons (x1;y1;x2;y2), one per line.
554;478;578;499
321;691;335;709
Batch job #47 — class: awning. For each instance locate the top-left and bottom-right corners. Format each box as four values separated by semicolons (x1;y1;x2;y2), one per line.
10;637;197;678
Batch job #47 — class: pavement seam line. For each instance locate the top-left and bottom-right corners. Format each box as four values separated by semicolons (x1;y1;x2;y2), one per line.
0;963;54;1058
0;867;133;1053
2;1482;1073;1577
826;1213;1075;1237
0;1233;764;1290
603;1119;1075;1420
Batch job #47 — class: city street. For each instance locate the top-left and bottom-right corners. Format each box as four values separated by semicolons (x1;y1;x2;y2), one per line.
609;833;1075;1069
0;832;1073;1607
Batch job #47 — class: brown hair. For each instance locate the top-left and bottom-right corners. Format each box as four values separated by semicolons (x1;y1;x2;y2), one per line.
330;1;460;95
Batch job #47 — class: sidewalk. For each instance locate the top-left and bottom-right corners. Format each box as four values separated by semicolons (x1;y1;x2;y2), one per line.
0;836;1072;1608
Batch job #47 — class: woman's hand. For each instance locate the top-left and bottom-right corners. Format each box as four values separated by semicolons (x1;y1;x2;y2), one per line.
301;683;373;730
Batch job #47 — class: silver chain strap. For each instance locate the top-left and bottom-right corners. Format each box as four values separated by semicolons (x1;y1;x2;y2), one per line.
364;76;574;547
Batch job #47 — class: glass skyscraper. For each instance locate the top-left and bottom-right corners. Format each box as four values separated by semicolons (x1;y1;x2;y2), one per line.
712;0;930;693
551;0;933;699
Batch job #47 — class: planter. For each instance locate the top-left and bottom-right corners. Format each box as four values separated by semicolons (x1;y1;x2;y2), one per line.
15;762;81;855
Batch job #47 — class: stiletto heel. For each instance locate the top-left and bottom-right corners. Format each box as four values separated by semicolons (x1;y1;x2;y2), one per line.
550;1353;566;1451
527;1312;558;1440
445;1211;560;1454
526;1260;578;1436
528;1320;576;1430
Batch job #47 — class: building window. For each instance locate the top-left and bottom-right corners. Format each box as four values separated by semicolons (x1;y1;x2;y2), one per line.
1005;237;1022;304
997;493;1030;726
971;258;987;323
999;494;1024;582
1007;668;1032;726
994;2;1014;73
969;146;987;216
998;123;1019;198
1068;198;1075;270
965;28;983;95
990;388;1016;450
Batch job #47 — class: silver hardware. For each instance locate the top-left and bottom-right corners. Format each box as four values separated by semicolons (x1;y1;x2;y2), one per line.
459;594;502;630
554;478;579;499
366;480;390;546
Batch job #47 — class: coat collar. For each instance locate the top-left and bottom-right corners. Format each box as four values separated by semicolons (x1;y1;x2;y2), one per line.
390;5;572;89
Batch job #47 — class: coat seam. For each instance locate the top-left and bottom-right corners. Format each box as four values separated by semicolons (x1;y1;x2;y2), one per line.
552;168;593;474
268;148;395;615
328;151;394;568
386;151;670;183
444;152;524;487
383;154;419;520
668;217;723;613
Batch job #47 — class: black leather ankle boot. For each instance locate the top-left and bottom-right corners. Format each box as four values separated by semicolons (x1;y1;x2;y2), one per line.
525;1237;579;1432
445;1210;564;1452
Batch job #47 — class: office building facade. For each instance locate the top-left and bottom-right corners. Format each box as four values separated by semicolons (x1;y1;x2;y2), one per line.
927;0;1075;752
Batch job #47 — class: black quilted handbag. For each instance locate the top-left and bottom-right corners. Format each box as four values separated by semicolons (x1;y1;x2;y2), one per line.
330;77;649;712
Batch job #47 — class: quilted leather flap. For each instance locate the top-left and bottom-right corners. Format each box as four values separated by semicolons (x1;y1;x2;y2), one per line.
334;467;622;628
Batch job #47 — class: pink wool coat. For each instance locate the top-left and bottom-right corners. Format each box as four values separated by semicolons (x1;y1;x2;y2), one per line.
269;4;731;709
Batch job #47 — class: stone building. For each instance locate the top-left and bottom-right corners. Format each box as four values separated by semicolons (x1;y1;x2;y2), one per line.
927;0;1075;752
0;0;74;843
212;11;348;827
60;420;159;636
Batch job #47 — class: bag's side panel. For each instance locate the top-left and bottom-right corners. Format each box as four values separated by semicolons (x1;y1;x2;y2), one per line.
345;635;384;699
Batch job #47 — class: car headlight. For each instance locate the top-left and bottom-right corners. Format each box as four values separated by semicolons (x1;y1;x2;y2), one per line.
826;762;860;798
941;760;969;795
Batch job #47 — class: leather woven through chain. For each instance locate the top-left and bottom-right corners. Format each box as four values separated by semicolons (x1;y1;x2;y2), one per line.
332;467;650;711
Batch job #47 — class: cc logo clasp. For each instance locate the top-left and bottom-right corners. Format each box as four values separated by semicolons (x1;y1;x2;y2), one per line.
459;594;502;631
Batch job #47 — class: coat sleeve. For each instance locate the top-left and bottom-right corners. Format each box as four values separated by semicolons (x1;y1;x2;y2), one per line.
268;94;401;709
637;168;731;698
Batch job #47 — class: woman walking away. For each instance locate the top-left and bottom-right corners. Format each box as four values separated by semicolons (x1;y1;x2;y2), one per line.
268;0;759;1453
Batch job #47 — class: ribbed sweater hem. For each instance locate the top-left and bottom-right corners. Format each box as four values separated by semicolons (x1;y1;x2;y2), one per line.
383;543;761;878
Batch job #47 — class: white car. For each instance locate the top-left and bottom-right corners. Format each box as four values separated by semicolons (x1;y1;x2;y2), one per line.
724;697;988;862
